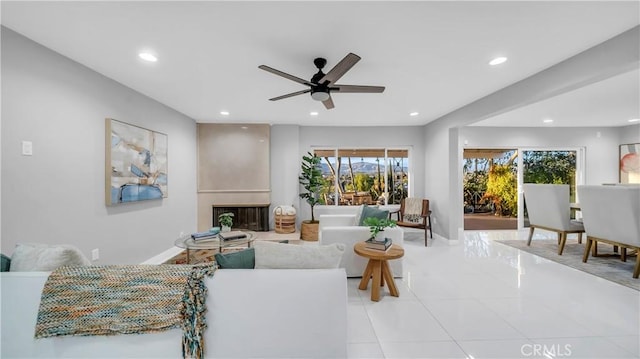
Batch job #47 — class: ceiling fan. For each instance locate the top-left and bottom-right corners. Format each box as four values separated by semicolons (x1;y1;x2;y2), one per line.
258;53;385;109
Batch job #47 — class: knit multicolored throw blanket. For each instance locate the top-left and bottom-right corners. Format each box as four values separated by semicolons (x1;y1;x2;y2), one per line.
34;264;216;359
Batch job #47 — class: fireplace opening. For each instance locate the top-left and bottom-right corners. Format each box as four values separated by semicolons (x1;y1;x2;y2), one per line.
212;204;270;232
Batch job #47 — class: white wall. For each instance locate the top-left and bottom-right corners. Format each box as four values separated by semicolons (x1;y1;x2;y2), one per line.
269;125;300;229
619;124;640;145
270;125;426;225
1;28;197;264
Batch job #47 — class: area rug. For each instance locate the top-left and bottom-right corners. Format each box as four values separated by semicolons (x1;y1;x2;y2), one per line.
496;239;639;291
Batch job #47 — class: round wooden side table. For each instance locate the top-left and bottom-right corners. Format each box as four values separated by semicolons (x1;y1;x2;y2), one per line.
353;242;405;302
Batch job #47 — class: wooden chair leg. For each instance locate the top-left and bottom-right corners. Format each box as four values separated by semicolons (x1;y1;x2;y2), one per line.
424;226;428;247
582;238;593;263
557;232;561;245
621;248;627;262
428;215;433;239
527;226;535;246
558;232;567;255
634;254;640;279
577;233;582;244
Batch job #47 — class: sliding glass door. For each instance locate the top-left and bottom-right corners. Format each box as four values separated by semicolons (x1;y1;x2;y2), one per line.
463;149;517;230
519;149;581;227
462;147;585;230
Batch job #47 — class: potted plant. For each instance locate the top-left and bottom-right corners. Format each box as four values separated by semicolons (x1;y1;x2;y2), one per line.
218;212;234;232
298;152;323;241
363;217;397;242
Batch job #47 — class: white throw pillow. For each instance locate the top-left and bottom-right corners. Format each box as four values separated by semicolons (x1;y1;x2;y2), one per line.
254;241;345;269
354;205;364;225
273;205;296;215
10;243;91;272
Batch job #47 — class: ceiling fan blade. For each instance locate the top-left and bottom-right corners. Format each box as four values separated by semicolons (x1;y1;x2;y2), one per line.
322;96;335;109
259;65;314;87
269;89;311;101
331;85;385;93
319;53;361;85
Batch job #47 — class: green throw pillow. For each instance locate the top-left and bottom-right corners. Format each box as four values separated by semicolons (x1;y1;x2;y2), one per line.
358;205;389;226
1;254;10;272
214;248;255;269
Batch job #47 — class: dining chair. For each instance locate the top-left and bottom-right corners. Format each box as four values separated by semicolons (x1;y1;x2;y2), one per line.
522;184;584;255
578;185;640;278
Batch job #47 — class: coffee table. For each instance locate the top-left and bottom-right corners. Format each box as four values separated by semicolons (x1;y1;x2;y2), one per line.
354;242;404;301
174;230;255;264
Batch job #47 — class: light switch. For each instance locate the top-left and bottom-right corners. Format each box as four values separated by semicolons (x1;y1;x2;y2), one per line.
22;141;33;156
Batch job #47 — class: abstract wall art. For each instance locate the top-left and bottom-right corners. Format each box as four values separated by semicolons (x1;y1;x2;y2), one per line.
105;118;168;205
619;143;640;184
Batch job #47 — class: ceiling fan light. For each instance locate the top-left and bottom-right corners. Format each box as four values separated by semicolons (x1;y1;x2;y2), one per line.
311;91;330;102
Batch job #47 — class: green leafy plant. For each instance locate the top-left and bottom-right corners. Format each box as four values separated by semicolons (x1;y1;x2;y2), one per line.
218;212;234;228
484;164;517;217
299;152;323;222
363;217;397;240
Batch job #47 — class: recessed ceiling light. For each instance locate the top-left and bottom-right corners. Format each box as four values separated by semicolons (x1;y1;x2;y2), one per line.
310;112;319;116
629;118;640;123
241;126;248;130
138;52;157;62
489;56;508;66
220;111;230;116
543;118;554;123
409;112;419;117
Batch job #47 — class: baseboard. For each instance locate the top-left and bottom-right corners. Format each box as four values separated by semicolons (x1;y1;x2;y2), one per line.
140;246;184;265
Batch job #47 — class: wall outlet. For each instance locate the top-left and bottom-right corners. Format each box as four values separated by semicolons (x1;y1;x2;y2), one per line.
21;141;33;156
91;248;100;261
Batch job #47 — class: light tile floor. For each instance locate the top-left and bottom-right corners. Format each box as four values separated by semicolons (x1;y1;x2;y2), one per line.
346;229;640;359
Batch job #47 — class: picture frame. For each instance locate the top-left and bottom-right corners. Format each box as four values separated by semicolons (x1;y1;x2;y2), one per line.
619;143;640;184
105;118;168;205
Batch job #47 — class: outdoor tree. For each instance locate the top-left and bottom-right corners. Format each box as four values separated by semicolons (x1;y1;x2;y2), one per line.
484;164;518;216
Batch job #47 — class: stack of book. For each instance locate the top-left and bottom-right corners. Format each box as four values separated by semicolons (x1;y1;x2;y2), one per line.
219;231;247;241
364;237;392;251
191;231;217;241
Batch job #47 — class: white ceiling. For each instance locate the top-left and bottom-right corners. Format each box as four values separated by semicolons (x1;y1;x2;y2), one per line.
1;1;638;127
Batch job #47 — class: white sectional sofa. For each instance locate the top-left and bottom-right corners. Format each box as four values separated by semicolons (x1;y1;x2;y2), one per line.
318;212;404;277
1;269;347;358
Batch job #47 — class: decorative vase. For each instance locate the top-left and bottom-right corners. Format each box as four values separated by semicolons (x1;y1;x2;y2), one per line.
221;225;231;233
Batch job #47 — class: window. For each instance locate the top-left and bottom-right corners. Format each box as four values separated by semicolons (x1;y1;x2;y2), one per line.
314;148;409;206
